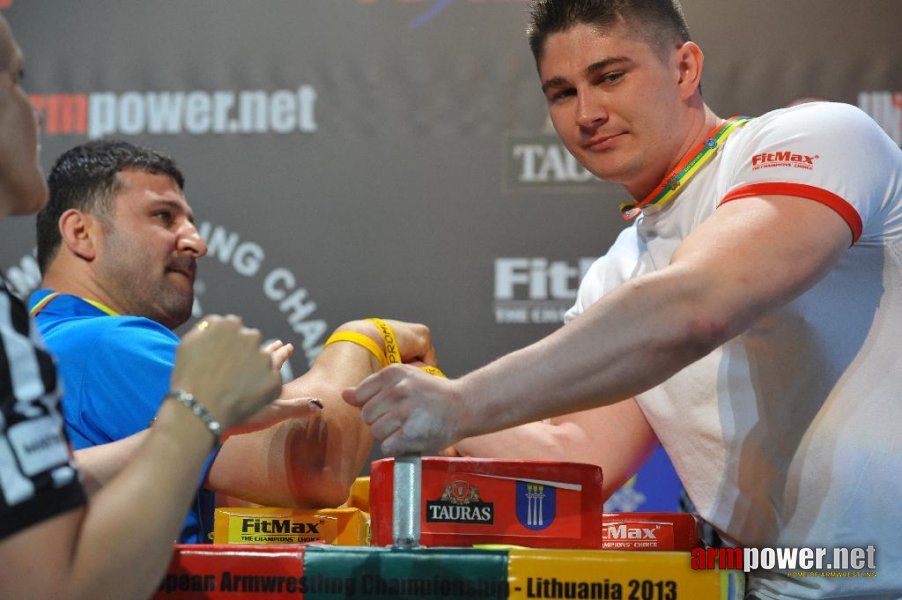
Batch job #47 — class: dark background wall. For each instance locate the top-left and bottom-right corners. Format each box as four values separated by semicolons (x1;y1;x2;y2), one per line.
3;0;899;510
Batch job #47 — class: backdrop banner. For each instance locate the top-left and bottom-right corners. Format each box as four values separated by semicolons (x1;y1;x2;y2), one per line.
3;1;900;511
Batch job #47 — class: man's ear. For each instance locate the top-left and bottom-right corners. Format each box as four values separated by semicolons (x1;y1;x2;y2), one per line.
674;41;704;100
58;209;101;261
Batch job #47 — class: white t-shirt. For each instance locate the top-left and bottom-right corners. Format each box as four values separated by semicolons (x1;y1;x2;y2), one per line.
566;102;902;599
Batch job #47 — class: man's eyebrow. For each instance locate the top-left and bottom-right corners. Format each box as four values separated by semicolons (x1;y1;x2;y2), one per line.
541;56;632;94
585;56;631;77
148;197;195;222
541;75;570;94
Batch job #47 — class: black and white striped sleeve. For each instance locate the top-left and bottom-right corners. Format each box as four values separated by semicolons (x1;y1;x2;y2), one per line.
0;281;85;540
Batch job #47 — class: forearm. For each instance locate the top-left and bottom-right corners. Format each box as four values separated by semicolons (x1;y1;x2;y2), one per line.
73;431;148;495
279;360;375;504
0;315;283;599
456;196;853;440
456;267;727;439
457;424;648;500
210;331;379;507
212;396;370;507
455;400;658;499
1;399;217;600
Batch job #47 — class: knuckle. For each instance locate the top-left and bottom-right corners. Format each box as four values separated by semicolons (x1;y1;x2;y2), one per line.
387;383;409;402
360;404;379;425
243;327;263;344
371;421;391;441
384;363;405;376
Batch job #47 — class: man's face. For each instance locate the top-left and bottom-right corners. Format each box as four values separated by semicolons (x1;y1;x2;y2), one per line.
538;22;688;198
94;169;207;329
0;18;47;215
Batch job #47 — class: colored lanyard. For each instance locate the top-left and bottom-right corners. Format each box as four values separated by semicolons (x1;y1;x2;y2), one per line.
620;115;751;220
29;292;120;317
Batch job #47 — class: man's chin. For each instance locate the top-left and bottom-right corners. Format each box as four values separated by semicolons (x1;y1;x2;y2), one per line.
583;160;639;187
156;298;194;330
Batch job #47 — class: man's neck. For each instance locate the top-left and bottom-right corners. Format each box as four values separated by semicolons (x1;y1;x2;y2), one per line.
626;104;721;201
677;106;723;165
41;269;128;317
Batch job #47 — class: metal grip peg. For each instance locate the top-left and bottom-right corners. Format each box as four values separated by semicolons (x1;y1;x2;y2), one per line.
391;455;422;548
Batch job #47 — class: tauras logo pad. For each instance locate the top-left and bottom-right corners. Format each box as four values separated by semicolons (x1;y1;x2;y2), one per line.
425;480;494;524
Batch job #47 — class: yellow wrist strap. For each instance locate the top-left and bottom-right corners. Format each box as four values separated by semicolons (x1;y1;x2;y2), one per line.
367;318;402;364
323;331;388;367
327;319;447;377
419;365;446;378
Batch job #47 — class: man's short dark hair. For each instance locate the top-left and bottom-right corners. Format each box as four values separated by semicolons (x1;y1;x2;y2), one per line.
528;0;691;64
36;139;185;274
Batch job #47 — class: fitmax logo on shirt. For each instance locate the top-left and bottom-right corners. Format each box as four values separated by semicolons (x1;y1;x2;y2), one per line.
751;151;819;171
30;86;318;138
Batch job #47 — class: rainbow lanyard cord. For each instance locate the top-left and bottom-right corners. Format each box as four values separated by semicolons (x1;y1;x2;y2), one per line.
620;115;751;220
29;292;120;317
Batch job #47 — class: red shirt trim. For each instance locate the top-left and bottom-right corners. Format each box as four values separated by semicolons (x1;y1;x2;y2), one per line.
719;182;863;243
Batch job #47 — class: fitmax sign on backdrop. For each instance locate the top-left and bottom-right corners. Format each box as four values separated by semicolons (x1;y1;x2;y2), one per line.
3;1;899;508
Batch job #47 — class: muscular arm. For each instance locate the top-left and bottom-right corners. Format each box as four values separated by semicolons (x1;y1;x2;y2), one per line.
350;196;852;455
0;400;224;600
208;343;378;507
0;316;281;600
73;431;147;495
457;197;851;436
454;398;659;499
70;341;303;497
208;319;432;507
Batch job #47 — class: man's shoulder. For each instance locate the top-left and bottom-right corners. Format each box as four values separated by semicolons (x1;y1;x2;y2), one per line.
37;306;178;358
51;314;176;340
721;101;899;183
743;101;881;142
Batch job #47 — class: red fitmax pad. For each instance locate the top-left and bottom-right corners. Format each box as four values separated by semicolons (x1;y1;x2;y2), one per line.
370;457;603;548
601;512;700;551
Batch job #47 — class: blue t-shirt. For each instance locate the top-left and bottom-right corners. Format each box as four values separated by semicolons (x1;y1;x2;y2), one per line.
29;290;215;543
